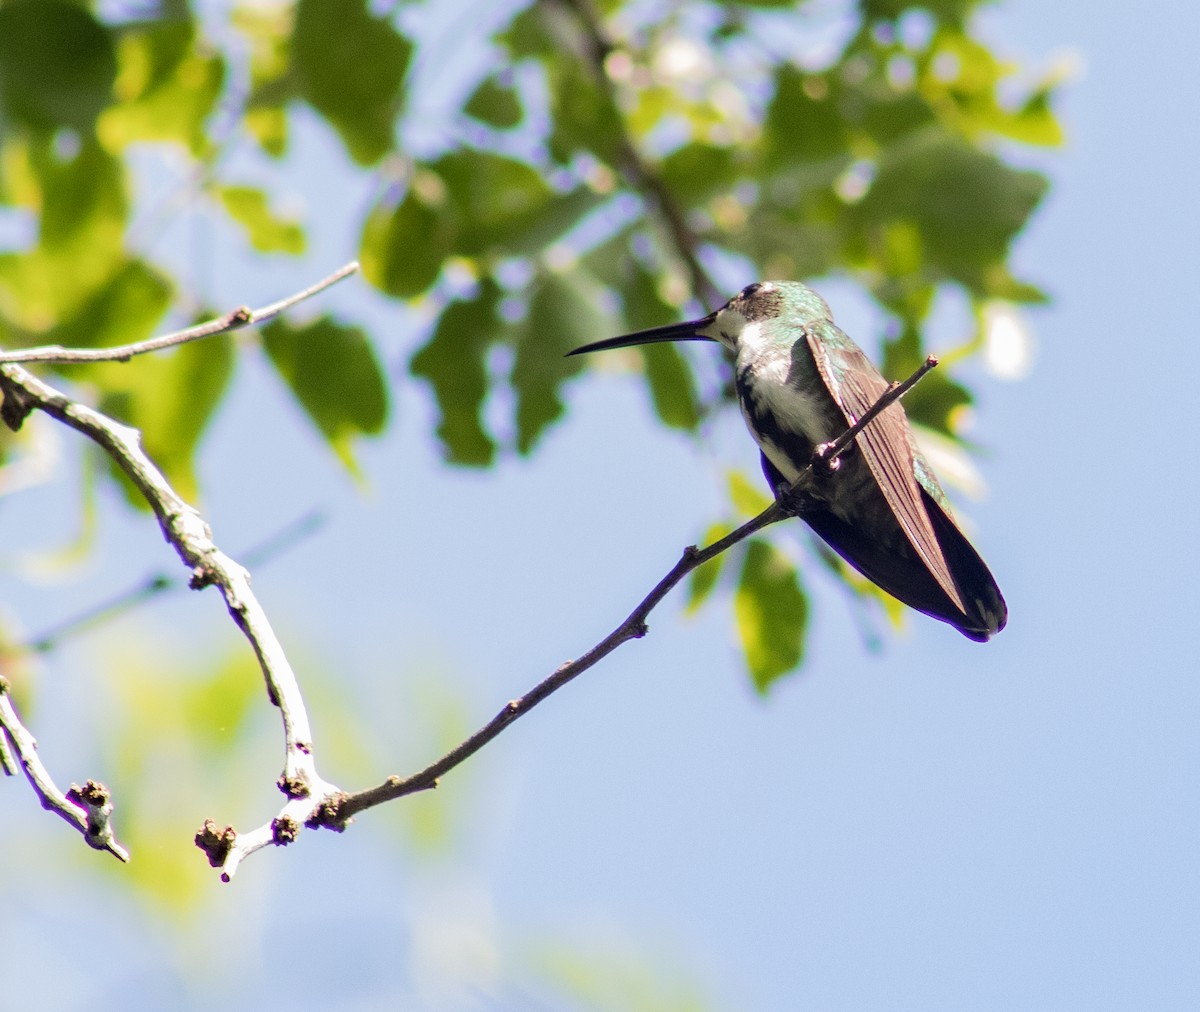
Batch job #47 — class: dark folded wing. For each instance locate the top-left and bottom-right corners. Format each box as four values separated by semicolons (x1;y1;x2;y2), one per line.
804;323;966;616
921;486;1008;638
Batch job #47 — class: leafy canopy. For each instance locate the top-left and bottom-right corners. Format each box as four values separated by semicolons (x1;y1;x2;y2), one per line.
0;0;1061;689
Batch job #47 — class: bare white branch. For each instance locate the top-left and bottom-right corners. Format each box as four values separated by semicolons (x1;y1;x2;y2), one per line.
0;361;344;876
0;681;129;861
0;711;15;776
0;265;360;872
0;261;359;366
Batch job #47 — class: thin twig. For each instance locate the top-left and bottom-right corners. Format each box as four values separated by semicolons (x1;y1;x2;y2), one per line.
822;355;939;466
0;262;360;365
324;357;937;823
0;682;129;861
329;506;781;820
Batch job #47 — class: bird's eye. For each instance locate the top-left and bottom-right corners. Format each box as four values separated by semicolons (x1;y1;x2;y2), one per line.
743;282;762;298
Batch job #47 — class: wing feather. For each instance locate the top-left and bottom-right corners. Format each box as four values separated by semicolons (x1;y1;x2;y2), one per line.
804;324;966;615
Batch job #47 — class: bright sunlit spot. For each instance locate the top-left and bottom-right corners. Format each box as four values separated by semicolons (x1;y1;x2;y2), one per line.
982;301;1036;380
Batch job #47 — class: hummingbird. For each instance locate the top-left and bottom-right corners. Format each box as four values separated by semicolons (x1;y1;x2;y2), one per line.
568;281;1007;641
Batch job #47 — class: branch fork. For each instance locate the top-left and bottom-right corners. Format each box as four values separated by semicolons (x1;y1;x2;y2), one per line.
1;251;937;881
0;263;360;872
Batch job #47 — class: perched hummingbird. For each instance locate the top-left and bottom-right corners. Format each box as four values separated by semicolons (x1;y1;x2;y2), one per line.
569;281;1007;641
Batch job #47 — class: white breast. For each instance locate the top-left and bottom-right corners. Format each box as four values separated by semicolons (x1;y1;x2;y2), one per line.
735;323;838;483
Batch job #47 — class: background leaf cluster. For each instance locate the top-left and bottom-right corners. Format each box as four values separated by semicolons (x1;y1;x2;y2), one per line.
0;0;1060;689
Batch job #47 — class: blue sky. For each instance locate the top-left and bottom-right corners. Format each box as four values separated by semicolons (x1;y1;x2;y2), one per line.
3;1;1198;1009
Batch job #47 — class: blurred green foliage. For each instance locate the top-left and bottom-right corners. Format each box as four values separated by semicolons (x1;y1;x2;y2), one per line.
99;647;266;910
0;0;1060;688
529;934;714;1011
261;315;388;474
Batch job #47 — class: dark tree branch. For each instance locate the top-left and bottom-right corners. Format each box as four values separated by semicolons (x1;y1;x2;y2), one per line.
545;0;723;309
822;355;938;466
320;357;939;825
1;241;933;877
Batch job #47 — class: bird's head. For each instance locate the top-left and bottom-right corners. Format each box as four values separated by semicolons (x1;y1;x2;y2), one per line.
568;281;823;358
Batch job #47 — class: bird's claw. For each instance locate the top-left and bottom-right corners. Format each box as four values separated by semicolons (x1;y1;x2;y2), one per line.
812;442;841;477
775;482;812;517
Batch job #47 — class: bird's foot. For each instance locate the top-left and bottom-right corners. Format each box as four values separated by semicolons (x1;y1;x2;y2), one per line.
775;482;814;518
811;442;842;478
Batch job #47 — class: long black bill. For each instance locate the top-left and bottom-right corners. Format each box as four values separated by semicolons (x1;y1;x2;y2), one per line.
567;313;719;357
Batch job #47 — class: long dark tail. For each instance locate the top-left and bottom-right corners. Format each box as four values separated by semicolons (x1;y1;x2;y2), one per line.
804;493;1006;641
922;489;1007;639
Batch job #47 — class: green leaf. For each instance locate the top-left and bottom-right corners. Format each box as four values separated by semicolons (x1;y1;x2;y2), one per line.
763;66;848;165
0;137;129;332
578;226;638;290
49;258;173;354
0;0;116;132
728;469;773;518
860;0;980;27
983;269;1050;305
436;149;552;255
902;371;973;436
98;19;225;156
734;540;808;694
854;126;1048;292
622;264;700;432
860;91;938;146
409;284;501;467
686;523;734;614
434;150;604;257
464;75;523;129
510;269;608;455
233;3;296;157
658;142;744;205
292;0;412;165
359;183;450;299
545;59;624;165
1003;86;1064;146
505;2;625;163
881;324;973;435
93;332;234;508
104;648;270;909
736;206;843;283
185;651;266;751
244;105;290;158
502;6;554;60
641;343;701;433
214;185;306;255
34;138;126;254
261;315;389;474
